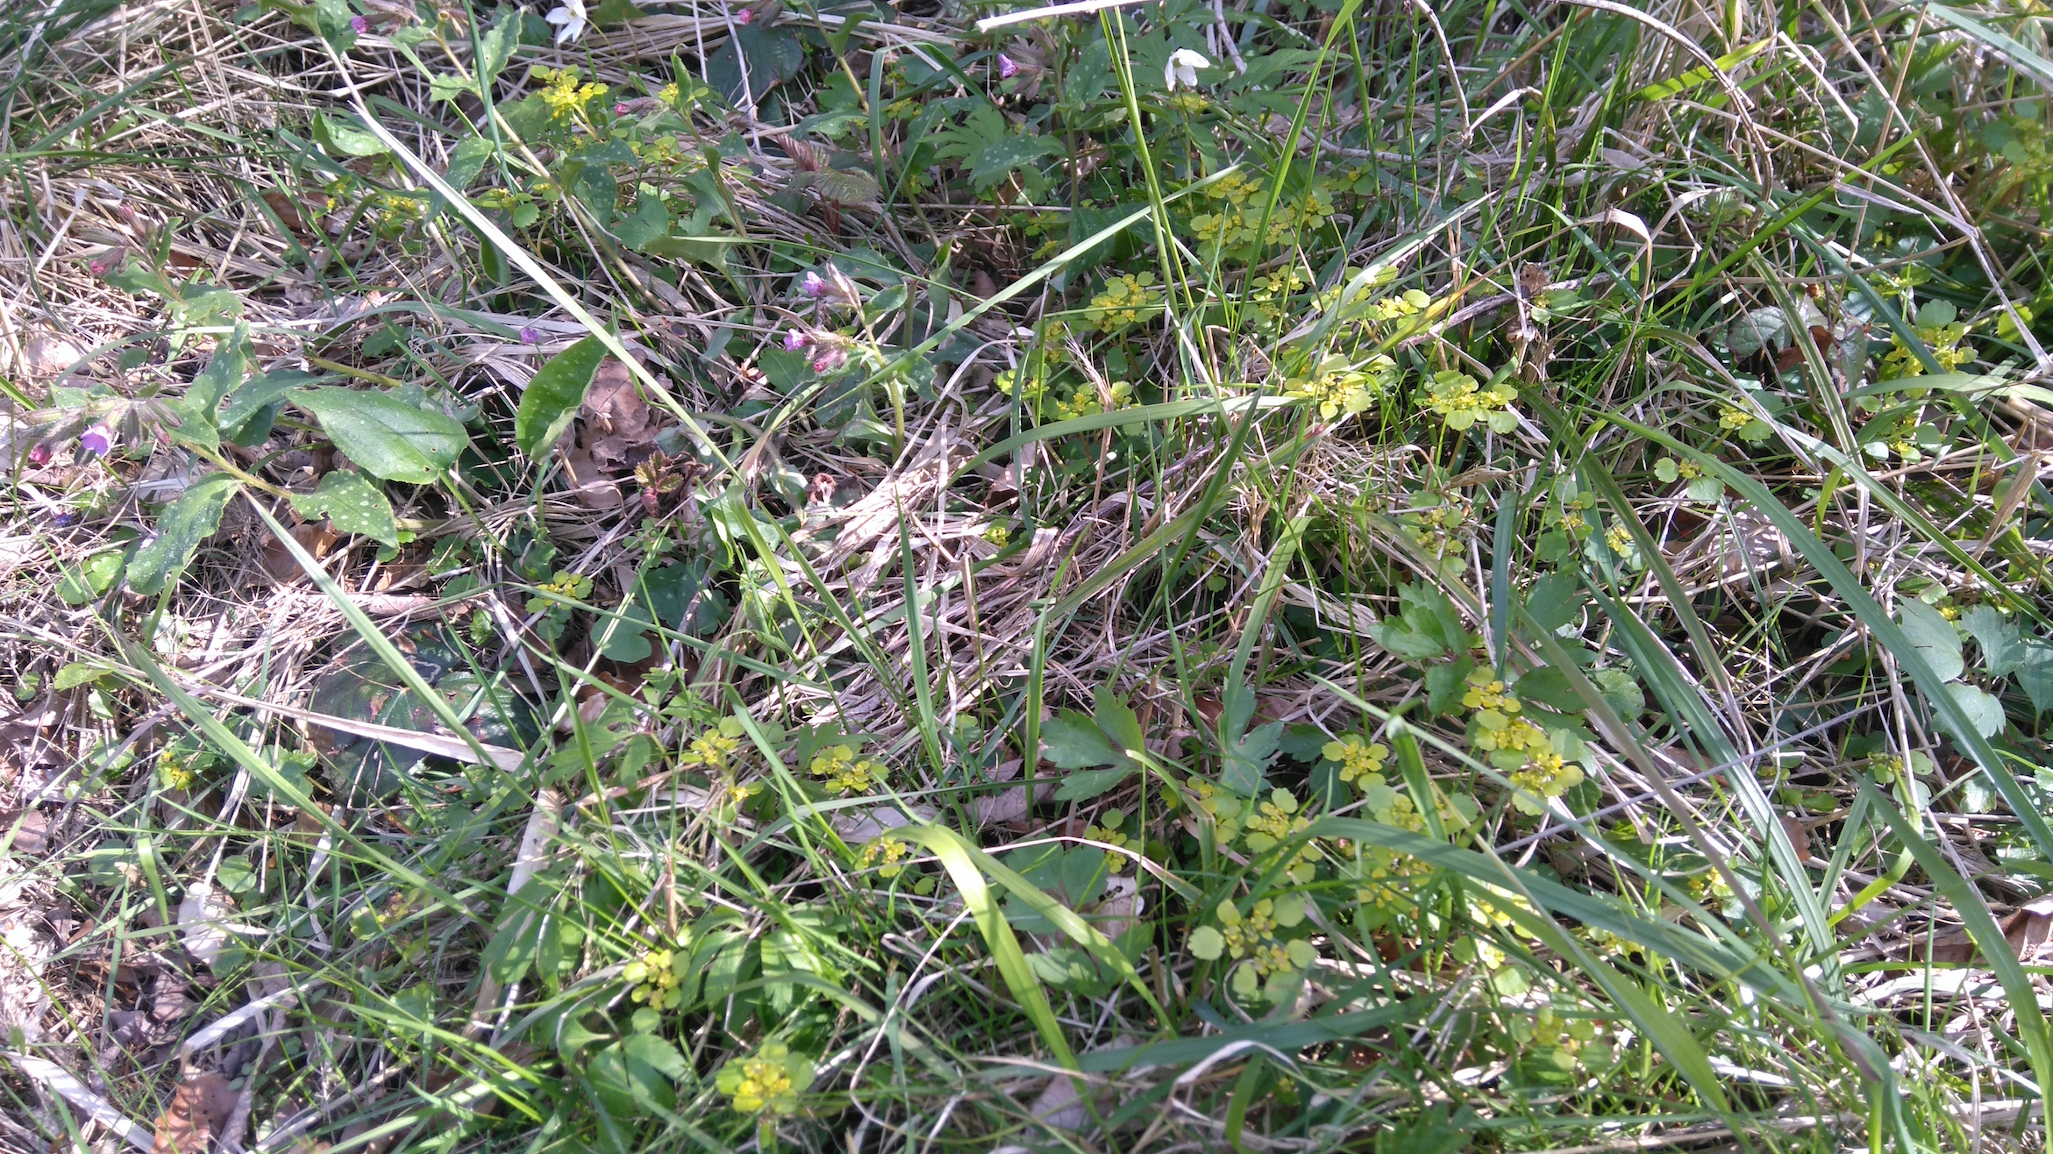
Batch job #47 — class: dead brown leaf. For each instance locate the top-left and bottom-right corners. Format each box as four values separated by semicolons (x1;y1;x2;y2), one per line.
1919;898;2053;966
20;331;85;379
0;808;49;855
562;449;623;511
261;522;339;583
582;358;653;443
152;1072;235;1154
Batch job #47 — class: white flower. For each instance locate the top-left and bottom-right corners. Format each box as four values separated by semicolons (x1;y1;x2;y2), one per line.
1164;48;1210;91
545;0;588;45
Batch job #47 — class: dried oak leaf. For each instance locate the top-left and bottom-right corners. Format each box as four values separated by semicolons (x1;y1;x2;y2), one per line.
152;1072;235;1154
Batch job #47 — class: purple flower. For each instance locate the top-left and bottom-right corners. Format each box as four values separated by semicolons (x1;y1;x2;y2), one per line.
799;271;828;298
519;326;543;344
998;53;1019;79
614;102;630;115
79;423;114;458
783;328;812;351
349;14;368;33
26;443;50;467
53;512;79;528
734;6;753;23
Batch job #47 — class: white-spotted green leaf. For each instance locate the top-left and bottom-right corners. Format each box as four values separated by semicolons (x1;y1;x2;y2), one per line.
514;337;606;459
289;470;399;548
295;387;468;484
128;474;240;595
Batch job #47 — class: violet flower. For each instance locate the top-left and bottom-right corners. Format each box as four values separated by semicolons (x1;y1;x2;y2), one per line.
799;271;828;298
349;14;368;33
783;329;812;351
519;326;543;344
79;423;114;458
998;53;1019;79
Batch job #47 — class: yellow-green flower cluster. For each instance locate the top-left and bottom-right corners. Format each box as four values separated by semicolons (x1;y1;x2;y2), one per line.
157;747;197;792
1368;289;1431;322
1403;493;1472;558
716;1042;813;1115
1604;521;1634;556
1881;319;1975;378
1718;405;1753;432
1086;273;1160;330
859;835;911;879
1082;807;1130;851
1289;354;1395;419
1248;267;1306;328
809;743;887;794
1421;369;1518;432
625;946;688;1009
1187;175;1335;251
1462;668;1518;716
1354;846;1434;911
682;726;742;770
536;67;607;123
526;569;592;612
1475;715;1582;814
983;523;1011;548
1183;776;1246;844
1051;379;1135;421
1194;896;1315;975
1243;788;1310;852
1322;733;1389;787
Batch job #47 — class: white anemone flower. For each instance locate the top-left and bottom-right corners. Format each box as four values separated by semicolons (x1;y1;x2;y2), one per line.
545;0;588;45
1164;48;1210;91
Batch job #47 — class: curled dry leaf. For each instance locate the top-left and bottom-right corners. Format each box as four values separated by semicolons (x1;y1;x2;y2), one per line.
0;808;50;855
1919;897;2053;966
562;448;622;511
152;1072;235;1154
260;522;339;584
581;357;662;473
20;331;86;379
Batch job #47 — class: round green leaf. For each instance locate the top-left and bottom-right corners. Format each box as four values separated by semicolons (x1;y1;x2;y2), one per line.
1188;926;1225;960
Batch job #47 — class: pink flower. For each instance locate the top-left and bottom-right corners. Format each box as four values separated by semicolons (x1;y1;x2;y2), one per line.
799;270;828;298
734;6;753;23
79;423;114;458
349;14;368;33
27;443;50;467
998;53;1019;79
89;250;121;277
783;328;812;351
519;326;543;344
615;102;630;115
810;345;847;373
